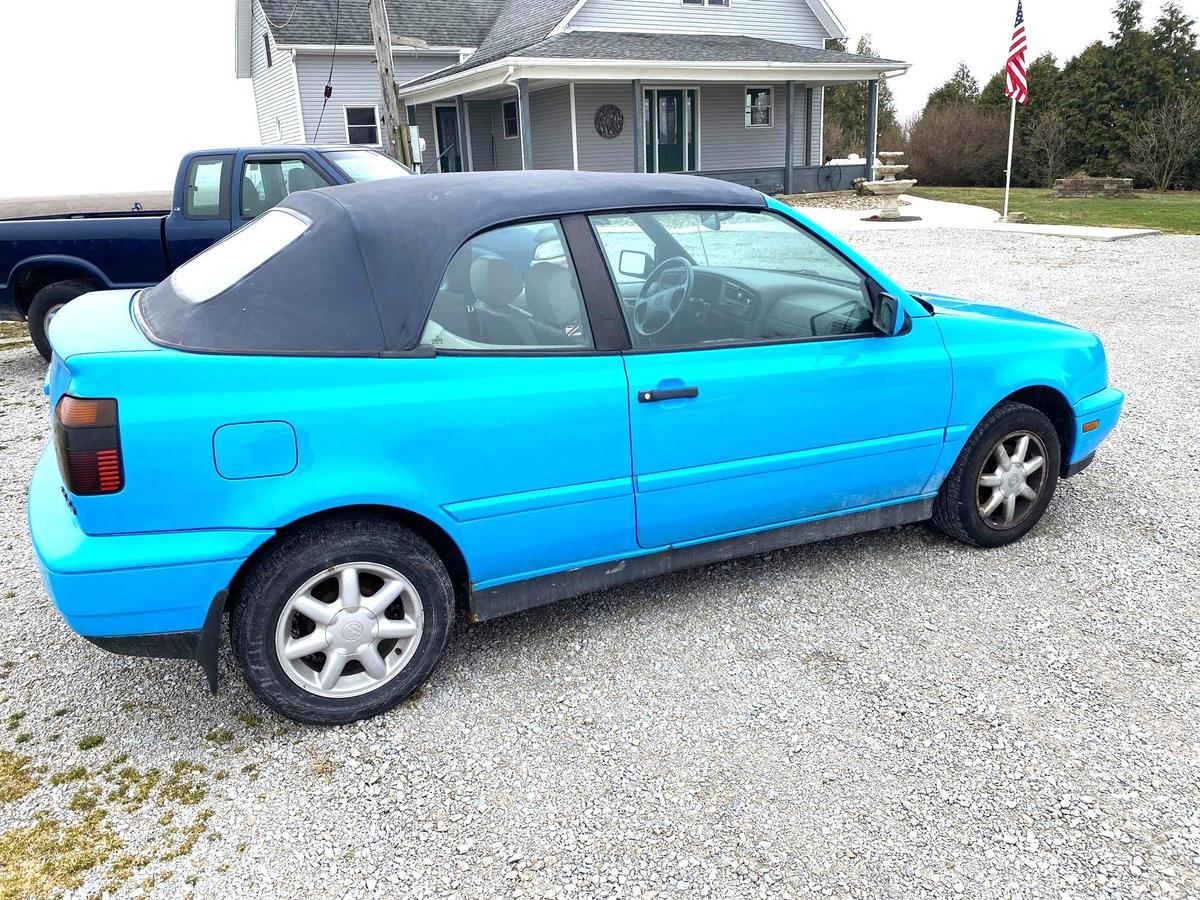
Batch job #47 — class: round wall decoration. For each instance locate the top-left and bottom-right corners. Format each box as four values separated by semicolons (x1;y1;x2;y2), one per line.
594;104;624;139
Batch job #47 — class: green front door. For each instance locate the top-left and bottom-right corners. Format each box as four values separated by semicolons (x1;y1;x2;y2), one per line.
655;90;684;173
644;89;698;173
434;105;463;173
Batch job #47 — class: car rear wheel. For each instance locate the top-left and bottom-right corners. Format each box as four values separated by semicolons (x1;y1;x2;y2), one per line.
27;279;97;361
931;401;1061;548
231;516;454;725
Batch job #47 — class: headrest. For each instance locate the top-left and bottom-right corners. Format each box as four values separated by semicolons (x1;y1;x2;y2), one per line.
287;166;322;194
469;255;523;307
524;263;577;327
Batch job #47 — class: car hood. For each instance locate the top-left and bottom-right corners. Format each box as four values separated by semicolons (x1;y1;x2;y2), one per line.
912;291;1075;330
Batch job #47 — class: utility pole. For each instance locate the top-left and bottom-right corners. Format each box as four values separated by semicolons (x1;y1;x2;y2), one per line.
368;0;413;166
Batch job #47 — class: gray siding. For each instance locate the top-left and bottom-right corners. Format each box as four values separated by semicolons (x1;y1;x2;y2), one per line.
531;86;574;170
570;0;831;48
574;83;636;172
696;82;810;172
467;99;495;170
295;51;456;144
491;93;525;170
250;3;303;143
810;86;824;164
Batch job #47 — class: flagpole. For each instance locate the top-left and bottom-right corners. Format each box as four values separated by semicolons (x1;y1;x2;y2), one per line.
1003;95;1017;221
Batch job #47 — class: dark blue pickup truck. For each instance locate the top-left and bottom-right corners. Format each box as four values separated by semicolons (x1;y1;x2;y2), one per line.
0;146;410;358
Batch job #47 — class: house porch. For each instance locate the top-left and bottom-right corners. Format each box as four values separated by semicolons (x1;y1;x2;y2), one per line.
406;76;878;195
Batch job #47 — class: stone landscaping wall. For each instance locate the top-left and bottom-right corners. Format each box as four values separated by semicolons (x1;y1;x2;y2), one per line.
1052;174;1134;198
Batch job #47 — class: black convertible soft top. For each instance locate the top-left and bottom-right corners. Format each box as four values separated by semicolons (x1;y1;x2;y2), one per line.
138;171;767;355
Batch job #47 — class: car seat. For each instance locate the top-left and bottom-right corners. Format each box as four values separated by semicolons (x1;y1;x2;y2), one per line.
241;177;268;218
468;256;534;345
524;263;586;346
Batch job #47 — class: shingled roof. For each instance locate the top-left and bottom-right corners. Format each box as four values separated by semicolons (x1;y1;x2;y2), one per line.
400;31;906;89
257;0;497;48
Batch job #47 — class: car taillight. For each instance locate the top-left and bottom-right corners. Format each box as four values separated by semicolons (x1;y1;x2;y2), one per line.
54;396;123;495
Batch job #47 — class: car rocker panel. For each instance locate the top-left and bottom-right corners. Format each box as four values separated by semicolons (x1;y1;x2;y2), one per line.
28;172;1125;725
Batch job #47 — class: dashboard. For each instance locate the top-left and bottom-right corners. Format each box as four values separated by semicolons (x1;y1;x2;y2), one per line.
636;266;875;347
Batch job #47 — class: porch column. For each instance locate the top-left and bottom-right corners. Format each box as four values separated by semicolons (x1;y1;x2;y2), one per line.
865;78;879;180
804;88;814;166
517;78;533;170
455;94;471;171
632;79;645;173
784;81;796;194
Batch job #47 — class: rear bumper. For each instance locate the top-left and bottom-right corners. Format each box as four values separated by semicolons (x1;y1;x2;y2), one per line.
1068;386;1124;469
28;446;273;669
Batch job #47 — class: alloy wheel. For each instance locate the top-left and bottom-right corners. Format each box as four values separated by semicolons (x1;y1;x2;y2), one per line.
273;562;424;698
976;430;1048;530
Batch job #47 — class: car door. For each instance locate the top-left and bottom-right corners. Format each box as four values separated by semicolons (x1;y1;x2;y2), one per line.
589;207;953;549
416;217;634;589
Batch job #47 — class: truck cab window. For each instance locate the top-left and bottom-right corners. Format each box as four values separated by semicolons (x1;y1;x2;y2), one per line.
240;158;332;219
184;157;229;219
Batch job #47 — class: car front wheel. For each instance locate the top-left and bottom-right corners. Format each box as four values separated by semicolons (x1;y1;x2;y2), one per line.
231;516;454;725
931;401;1061;548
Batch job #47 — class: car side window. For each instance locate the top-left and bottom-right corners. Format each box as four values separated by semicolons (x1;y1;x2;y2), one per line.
589;209;873;350
240;158;331;219
422;220;594;351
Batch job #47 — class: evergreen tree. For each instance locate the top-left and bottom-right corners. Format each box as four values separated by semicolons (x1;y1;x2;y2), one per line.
924;63;980;112
822;35;898;156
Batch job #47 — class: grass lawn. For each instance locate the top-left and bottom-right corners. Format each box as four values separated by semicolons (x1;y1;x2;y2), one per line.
908;186;1200;235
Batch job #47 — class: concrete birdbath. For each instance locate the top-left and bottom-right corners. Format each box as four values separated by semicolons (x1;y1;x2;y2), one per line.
862;151;919;222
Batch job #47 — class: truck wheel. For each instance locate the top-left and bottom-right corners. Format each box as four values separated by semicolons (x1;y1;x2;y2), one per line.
231;515;455;725
28;280;97;361
931;401;1061;548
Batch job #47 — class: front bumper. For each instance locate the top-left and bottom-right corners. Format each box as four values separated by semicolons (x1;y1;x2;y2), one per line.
1067;386;1124;470
28;446;273;685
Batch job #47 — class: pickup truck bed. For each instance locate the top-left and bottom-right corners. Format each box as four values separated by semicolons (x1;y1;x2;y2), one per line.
0;191;172;219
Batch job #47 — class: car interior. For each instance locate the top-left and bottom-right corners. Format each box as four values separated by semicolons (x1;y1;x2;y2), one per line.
241;159;330;220
422;221;593;350
421;210;877;352
596;210;876;349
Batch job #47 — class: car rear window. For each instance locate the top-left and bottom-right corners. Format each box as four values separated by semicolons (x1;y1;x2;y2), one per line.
170;209;309;304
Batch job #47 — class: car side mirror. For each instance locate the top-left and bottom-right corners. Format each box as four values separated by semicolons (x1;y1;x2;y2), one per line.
619;250;653;279
871;289;901;336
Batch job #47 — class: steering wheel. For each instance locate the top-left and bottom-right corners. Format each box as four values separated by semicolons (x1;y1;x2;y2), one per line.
633;257;694;337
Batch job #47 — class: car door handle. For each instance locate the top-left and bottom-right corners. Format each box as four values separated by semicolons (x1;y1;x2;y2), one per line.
638;386;699;403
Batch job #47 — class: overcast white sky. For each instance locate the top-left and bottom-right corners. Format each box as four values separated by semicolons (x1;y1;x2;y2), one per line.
1;0;1197;196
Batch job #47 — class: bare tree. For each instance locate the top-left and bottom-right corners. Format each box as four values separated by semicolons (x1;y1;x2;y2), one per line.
1128;94;1200;192
1024;111;1070;188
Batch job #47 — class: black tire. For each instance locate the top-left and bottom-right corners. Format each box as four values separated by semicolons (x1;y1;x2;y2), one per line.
27;279;97;361
231;515;454;725
931;401;1061;548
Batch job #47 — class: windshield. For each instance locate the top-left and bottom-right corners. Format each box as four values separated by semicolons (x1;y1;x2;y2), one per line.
323;150;411;182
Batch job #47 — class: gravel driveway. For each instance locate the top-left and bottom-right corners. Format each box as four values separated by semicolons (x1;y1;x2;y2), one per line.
1;228;1197;899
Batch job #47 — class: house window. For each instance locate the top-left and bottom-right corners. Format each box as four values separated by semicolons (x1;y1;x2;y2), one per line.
682;0;730;5
745;87;773;127
502;99;520;139
263;34;273;67
344;107;380;145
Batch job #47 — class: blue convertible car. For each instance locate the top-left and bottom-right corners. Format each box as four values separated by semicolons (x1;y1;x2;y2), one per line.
29;173;1123;724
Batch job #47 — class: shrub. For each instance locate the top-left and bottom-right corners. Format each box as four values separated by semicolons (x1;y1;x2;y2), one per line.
905;102;1010;186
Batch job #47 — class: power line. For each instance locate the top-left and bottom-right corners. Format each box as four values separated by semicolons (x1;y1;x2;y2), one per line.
313;0;342;139
255;0;305;31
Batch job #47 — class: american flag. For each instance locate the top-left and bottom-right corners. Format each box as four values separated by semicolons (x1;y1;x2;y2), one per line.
1005;0;1029;105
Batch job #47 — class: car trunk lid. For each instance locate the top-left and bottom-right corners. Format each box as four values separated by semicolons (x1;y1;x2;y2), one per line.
44;289;158;403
